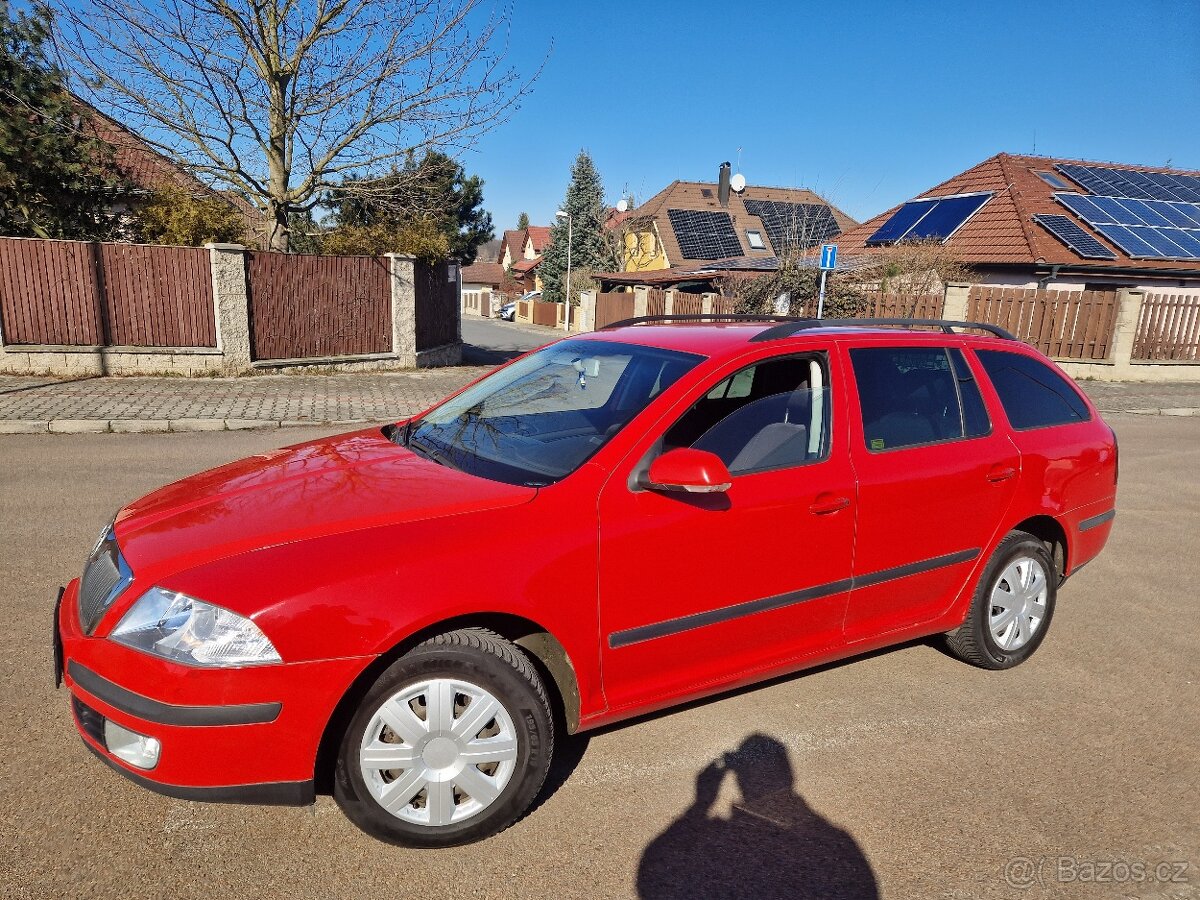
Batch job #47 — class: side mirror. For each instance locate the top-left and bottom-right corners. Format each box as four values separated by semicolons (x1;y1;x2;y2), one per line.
646;448;732;494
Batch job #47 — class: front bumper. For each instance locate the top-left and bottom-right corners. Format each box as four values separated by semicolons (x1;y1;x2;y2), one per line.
57;579;373;805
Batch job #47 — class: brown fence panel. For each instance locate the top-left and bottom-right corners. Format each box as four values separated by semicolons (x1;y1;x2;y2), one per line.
532;301;559;327
673;292;704;316
646;289;666;317
864;291;945;319
711;296;738;315
414;260;460;350
1135;294;1200;361
100;244;215;347
0;237;103;344
967;286;1118;360
247;252;390;360
595;292;635;328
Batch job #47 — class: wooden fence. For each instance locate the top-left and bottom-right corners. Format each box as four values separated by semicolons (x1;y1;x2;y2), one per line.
532;300;559;327
646;289;667;317
247;252;390;361
414;260;460;350
595;292;635;329
967;286;1119;360
1134;294;1200;361
0;237;216;347
673;292;704;316
863;291;945;320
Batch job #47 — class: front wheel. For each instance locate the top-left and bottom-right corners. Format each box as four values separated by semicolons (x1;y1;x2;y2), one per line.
946;531;1057;670
334;628;554;847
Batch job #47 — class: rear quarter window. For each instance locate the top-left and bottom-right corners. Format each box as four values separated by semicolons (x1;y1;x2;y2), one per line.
975;349;1091;430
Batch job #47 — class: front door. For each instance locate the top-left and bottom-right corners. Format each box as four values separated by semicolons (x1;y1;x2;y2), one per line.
597;350;857;713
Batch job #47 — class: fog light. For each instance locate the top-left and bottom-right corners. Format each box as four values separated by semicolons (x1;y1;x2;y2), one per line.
103;720;161;770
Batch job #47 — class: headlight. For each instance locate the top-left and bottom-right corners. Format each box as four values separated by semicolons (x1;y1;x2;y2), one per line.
110;587;282;667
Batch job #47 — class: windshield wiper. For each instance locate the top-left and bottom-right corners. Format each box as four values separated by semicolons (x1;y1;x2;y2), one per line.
408;436;462;472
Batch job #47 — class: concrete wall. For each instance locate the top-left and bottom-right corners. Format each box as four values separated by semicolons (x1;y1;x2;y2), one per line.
0;245;461;376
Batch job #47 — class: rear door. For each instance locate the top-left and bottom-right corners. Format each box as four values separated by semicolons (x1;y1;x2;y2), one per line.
841;340;1020;641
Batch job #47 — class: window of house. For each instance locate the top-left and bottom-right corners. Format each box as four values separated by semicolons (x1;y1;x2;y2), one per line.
974;350;1091;430
664;355;830;474
746;230;766;250
1035;170;1071;189
851;347;984;451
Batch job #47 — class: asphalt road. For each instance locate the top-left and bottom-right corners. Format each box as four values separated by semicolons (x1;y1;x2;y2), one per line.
461;317;561;366
2;415;1197;900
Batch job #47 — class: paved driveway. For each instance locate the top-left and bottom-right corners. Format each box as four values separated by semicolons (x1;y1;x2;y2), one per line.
1;414;1196;899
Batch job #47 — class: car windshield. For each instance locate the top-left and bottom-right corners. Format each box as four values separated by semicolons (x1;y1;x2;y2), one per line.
402;339;703;486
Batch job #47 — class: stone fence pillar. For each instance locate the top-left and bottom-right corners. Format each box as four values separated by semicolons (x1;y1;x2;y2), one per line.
633;285;650;319
579;290;597;331
1111;288;1145;370
386;253;417;366
942;281;972;321
206;243;252;374
701;293;717;315
664;289;676;316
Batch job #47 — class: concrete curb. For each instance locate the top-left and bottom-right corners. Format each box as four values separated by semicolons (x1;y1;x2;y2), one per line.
0;418;374;435
1114;407;1199;417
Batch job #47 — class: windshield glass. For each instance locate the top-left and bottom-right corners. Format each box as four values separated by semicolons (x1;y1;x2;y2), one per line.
404;339;703;486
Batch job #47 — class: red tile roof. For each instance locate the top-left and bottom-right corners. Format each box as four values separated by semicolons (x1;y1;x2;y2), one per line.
460;261;507;286
76;98;268;245
525;226;551;252
835;153;1200;273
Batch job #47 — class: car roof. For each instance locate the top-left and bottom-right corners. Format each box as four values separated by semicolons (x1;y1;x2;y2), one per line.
577;321;1019;360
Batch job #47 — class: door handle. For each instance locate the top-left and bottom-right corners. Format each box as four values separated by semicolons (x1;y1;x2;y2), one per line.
987;465;1017;483
809;494;851;515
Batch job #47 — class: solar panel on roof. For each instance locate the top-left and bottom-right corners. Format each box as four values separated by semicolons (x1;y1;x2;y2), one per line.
1055;163;1200;203
1053;191;1200;260
865;193;991;246
666;208;744;260
742;199;840;252
1032;214;1118;259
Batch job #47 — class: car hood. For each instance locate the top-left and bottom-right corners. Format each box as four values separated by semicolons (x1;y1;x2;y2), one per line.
113;428;536;577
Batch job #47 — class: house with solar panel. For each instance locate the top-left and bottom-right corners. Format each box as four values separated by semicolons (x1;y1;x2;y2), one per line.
597;164;857;292
834;153;1200;295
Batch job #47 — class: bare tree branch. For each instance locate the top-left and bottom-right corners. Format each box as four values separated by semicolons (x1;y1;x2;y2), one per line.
51;0;542;250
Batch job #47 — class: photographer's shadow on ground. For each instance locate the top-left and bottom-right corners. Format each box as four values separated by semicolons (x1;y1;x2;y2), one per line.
637;733;879;900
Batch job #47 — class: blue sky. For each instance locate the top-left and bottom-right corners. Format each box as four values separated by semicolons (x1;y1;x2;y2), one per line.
468;0;1200;233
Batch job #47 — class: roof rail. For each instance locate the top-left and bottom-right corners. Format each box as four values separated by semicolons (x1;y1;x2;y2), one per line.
748;318;1018;342
598;313;807;331
596;314;1017;342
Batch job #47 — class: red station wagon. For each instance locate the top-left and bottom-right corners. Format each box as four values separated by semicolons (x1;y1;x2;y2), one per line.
56;316;1118;846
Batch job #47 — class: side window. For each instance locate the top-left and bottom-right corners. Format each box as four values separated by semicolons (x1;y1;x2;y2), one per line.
975;350;1091;429
663;355;831;474
948;348;991;438
851;347;974;451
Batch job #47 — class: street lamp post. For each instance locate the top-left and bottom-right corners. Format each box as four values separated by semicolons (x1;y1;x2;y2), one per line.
556;209;572;332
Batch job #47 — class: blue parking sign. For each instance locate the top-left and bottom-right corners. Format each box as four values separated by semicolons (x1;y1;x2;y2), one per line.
819;244;837;270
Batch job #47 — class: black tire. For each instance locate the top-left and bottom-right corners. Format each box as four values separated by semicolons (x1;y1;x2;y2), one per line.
946;531;1058;670
334;627;554;847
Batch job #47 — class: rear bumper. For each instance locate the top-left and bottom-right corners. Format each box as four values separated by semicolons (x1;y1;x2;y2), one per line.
57;578;373;804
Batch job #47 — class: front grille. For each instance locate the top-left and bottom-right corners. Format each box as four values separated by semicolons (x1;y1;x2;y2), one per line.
79;528;132;634
72;695;106;746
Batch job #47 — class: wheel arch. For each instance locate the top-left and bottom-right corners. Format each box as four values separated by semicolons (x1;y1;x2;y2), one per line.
313;613;581;794
1011;514;1069;582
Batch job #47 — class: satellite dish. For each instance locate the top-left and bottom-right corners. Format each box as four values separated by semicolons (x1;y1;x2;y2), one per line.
730;173;747;193
616;198;629;213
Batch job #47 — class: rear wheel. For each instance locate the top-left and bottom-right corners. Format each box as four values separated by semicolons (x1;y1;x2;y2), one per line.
334;628;554;847
947;531;1057;669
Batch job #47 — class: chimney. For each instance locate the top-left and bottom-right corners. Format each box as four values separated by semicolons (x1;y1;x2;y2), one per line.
717;161;731;207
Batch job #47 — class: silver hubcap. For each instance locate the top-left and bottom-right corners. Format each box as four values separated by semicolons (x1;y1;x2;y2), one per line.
359;678;518;827
989;554;1049;651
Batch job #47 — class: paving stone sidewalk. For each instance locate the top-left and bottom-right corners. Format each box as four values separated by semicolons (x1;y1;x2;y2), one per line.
0;368;490;433
0;369;1196;434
